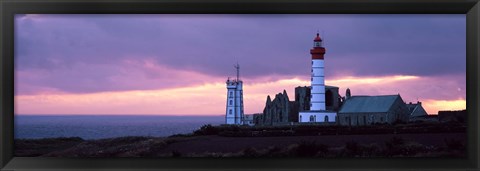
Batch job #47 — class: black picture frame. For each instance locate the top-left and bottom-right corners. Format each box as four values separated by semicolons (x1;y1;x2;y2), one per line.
1;0;479;170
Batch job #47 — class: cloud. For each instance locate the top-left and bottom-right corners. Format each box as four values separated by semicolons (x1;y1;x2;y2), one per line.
15;58;227;95
15;15;465;85
15;74;465;115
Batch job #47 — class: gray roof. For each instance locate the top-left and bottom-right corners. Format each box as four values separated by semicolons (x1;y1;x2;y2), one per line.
406;103;428;117
339;95;401;113
406;104;417;113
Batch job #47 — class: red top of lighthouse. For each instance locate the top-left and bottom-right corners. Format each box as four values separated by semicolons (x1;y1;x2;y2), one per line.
314;33;322;42
311;33;326;60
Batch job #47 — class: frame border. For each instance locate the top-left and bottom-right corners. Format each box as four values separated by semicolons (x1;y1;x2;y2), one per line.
1;0;479;170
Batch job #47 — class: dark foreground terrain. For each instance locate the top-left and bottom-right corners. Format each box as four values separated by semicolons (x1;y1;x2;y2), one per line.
15;132;466;157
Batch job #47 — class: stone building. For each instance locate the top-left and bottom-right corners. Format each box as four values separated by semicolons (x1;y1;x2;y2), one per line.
254;86;342;125
337;95;409;126
254;87;414;126
295;86;311;112
325;86;341;111
254;90;298;126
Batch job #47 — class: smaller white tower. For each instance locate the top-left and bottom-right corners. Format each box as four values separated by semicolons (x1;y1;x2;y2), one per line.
225;63;244;125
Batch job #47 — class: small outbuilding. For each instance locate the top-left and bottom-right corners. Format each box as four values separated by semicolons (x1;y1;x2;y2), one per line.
406;101;429;121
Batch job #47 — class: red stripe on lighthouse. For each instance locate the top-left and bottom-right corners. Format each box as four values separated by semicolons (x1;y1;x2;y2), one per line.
311;47;325;60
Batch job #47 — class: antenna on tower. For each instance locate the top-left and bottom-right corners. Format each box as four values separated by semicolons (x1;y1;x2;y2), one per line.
234;61;240;81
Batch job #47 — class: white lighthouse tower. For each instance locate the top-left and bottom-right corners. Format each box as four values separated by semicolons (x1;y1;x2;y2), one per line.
299;33;337;123
310;33;326;111
225;63;244;125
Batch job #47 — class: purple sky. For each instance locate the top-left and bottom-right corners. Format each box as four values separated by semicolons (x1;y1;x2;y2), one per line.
14;14;466;115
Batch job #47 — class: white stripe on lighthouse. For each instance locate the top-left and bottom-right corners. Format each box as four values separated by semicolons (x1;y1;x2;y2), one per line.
311;59;325;111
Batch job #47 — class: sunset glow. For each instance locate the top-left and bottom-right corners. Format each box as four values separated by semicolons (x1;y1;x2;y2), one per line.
422;99;467;115
327;75;420;85
15;74;465;115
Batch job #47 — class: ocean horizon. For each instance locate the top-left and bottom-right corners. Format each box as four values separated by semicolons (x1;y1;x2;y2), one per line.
14;115;224;140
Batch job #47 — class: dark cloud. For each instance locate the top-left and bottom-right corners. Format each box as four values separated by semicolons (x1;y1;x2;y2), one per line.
324;15;466;78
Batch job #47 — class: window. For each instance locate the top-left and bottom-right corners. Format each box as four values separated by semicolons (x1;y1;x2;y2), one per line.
229;109;232;115
230;91;233;97
325;116;329;122
325;90;333;107
299;115;302;122
311;77;313;81
310;115;315;122
380;117;384;122
229;100;232;105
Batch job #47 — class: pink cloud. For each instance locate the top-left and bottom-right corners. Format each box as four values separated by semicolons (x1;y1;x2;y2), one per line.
15;73;465;115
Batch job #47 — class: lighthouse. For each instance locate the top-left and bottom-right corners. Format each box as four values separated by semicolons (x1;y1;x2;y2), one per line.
310;33;326;111
225;63;244;125
299;33;337;123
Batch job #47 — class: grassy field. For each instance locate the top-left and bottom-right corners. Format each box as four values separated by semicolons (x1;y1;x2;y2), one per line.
15;132;466;157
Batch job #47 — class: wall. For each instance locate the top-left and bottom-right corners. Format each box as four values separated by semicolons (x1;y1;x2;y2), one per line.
298;111;337;123
337;113;389;126
259;90;298;125
295;86;310;112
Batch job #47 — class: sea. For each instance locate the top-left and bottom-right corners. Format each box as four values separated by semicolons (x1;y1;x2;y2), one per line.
14;115;224;140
